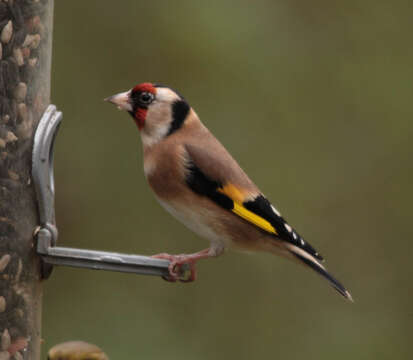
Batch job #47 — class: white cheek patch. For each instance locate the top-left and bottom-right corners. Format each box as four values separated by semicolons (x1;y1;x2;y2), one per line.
140;99;172;147
139;87;184;148
156;87;180;103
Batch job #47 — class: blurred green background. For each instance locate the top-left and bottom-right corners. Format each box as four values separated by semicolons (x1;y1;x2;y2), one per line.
43;1;412;359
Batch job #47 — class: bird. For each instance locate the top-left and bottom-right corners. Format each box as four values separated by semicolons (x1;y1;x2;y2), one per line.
48;341;109;360
105;82;352;301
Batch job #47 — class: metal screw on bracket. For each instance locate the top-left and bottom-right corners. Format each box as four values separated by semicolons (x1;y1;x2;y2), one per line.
32;105;180;279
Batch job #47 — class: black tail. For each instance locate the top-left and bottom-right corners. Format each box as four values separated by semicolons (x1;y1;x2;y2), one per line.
291;250;353;302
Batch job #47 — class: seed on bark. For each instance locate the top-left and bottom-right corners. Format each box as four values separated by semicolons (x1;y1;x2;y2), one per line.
0;296;5;312
17;103;27;123
12;48;24;66
14;259;22;282
0;254;11;272
1;21;12;44
14;82;27;102
15;308;23;318
29;34;41;49
16;109;33;139
22;33;41;49
5;131;18;143
22;34;34;48
1;329;10;352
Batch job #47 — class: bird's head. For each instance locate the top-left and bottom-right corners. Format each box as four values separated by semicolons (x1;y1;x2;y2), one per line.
105;82;191;146
47;341;108;360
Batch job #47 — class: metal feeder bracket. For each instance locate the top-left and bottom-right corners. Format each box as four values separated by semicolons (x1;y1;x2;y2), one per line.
32;104;181;280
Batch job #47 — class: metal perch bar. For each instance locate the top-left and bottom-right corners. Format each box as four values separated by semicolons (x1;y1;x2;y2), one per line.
36;228;170;277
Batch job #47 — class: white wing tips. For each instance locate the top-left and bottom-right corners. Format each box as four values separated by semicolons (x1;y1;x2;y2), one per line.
284;243;353;302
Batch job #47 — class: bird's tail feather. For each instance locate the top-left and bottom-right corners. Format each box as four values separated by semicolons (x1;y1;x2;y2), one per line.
284;243;353;302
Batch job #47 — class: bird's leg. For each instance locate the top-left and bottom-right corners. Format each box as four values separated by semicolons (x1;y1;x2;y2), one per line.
152;248;214;282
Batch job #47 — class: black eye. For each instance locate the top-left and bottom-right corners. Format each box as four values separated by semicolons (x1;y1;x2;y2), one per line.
139;92;154;105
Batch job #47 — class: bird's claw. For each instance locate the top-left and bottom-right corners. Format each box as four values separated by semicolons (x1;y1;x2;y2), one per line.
152;253;196;282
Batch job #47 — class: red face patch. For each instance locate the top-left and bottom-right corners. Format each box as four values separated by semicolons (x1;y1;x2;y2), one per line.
134;108;147;130
130;82;157;130
132;82;156;95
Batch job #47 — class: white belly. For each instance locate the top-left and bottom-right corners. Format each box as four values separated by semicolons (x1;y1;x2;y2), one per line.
156;198;230;254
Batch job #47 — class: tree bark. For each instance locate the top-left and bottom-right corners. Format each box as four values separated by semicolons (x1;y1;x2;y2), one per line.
0;1;54;359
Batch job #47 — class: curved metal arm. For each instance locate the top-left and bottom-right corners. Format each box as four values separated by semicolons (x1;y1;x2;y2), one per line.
32;105;62;239
32;105;181;280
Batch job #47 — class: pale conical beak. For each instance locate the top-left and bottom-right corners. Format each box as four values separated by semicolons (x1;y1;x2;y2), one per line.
104;91;132;111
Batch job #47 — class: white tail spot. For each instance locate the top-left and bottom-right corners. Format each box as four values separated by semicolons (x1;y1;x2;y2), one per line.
271;205;281;217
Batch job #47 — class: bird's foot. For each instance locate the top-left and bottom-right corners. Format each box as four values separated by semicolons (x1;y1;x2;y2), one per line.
7;337;28;356
152;248;211;282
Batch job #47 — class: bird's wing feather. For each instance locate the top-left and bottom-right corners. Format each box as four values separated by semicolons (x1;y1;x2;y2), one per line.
184;141;323;261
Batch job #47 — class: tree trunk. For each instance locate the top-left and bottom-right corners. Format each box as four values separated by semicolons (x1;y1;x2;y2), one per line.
0;1;54;359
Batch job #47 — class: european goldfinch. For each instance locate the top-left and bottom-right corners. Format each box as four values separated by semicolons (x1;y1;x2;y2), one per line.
105;83;352;301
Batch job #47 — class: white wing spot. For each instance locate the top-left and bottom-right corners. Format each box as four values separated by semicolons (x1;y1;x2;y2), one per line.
300;238;305;246
271;205;281;217
293;232;298;240
284;223;292;233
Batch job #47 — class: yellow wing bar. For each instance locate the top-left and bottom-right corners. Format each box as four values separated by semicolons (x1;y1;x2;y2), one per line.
218;184;278;235
219;183;245;203
232;202;278;235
